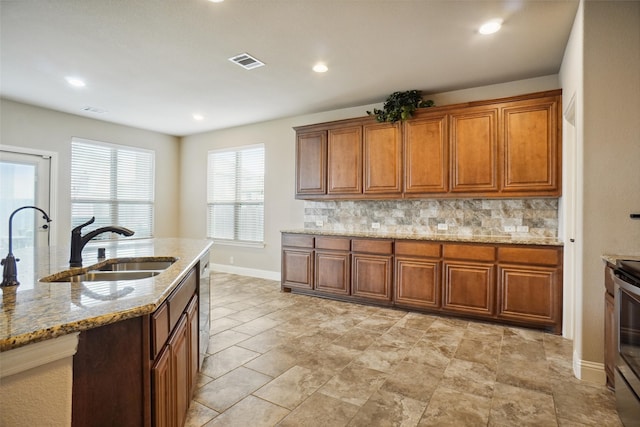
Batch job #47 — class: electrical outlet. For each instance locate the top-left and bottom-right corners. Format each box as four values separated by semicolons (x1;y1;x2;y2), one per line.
229;256;234;264
504;225;516;232
437;223;448;231
371;222;380;229
516;225;529;233
315;220;323;227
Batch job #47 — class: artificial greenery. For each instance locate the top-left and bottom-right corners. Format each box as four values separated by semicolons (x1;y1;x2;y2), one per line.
367;90;435;123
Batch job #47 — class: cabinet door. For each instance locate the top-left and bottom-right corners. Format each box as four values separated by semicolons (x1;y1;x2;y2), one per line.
450;107;498;193
315;250;350;295
296;130;327;196
352;254;393;302
170;315;190;427
152;346;173;427
363;122;402;194
282;248;314;290
443;262;495;315
395;257;440;309
501;97;560;195
497;265;560;326
404;114;448;193
327;126;362;194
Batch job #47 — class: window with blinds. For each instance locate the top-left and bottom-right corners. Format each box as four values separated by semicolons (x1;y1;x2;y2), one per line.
207;144;264;245
71;138;155;239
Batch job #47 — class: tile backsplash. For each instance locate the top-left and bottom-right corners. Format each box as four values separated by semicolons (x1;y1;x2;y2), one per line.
304;199;558;238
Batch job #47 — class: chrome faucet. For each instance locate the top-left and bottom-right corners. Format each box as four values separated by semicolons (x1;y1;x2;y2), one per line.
1;206;52;287
69;217;134;267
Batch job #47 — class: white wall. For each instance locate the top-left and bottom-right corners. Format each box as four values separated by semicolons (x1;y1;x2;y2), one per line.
0;99;181;243
579;0;640;381
179;75;560;277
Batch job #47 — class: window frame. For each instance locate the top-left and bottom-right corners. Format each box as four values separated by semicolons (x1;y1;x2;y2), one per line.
70;137;155;241
207;144;265;248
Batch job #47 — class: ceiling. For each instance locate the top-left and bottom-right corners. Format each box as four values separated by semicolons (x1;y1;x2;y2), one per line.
0;0;579;137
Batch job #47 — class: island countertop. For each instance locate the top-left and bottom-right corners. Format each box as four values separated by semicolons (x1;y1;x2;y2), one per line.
0;238;212;352
281;229;564;246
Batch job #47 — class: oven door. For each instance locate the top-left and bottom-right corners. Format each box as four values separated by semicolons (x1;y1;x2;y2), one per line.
614;273;640;426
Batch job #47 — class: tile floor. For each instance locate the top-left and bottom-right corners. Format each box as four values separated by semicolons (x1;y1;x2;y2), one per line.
185;272;622;427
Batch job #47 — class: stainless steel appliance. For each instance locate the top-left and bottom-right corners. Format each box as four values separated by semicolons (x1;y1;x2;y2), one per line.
199;251;211;368
614;259;640;426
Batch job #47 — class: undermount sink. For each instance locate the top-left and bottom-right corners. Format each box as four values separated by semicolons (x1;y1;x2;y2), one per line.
40;256;177;283
51;270;160;282
94;259;176;272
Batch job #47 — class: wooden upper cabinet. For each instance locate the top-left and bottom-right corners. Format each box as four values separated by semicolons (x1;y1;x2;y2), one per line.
501;96;560;195
328;125;362;195
293;90;561;200
450;106;499;193
296;130;327;196
404;113;448;194
363;122;402;195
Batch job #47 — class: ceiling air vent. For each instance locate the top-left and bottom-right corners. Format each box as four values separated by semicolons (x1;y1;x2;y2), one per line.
228;53;265;70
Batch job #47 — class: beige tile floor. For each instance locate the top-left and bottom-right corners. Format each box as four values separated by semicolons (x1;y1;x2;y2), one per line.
186;272;622;427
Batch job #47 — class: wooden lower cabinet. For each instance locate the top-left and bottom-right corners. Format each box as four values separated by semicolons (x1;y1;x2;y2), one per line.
395;257;440;309
352;253;393;302
497;265;558;324
152;295;198;427
281;234;314;290
152;343;173;427
315;250;350;295
280;233;563;333
443;262;495;315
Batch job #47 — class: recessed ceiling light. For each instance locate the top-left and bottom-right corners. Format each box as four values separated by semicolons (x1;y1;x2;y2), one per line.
208;0;224;3
479;19;503;35
193;114;204;121
313;63;328;73
65;76;86;87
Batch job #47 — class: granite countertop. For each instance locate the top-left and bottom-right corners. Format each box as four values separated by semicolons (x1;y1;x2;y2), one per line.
0;238;212;352
281;229;564;246
602;254;640;266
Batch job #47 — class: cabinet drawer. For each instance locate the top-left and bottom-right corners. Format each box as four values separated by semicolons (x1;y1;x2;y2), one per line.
395;241;441;258
498;247;560;266
444;244;495;261
151;302;170;359
351;239;393;255
282;234;314;248
315;236;350;251
168;268;197;331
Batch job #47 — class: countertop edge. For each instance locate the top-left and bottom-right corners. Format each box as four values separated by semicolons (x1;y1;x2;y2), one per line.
0;239;213;352
281;229;564;247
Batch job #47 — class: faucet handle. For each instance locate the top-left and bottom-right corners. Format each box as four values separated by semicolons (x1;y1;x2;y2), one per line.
72;216;96;233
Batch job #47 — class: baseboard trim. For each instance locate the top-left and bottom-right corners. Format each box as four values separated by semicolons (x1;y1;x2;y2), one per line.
211;263;280;281
573;350;606;384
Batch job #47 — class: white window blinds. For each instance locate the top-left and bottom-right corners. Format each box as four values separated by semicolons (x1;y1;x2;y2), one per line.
71;138;155;239
207;144;264;245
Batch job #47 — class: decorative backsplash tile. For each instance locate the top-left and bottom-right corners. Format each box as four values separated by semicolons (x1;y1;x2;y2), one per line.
304;199;558;238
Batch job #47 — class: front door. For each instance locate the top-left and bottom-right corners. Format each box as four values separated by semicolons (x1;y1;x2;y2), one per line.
0;149;52;253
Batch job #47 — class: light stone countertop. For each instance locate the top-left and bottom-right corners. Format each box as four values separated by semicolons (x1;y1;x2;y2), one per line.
281;229;564;246
602;254;640;266
0;238;212;352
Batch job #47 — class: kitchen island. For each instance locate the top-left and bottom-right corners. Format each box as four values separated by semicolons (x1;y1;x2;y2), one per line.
0;238;212;427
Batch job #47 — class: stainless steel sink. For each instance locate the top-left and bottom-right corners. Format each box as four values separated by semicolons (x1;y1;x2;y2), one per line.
40;256;177;283
94;259;176;272
50;270;160;282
